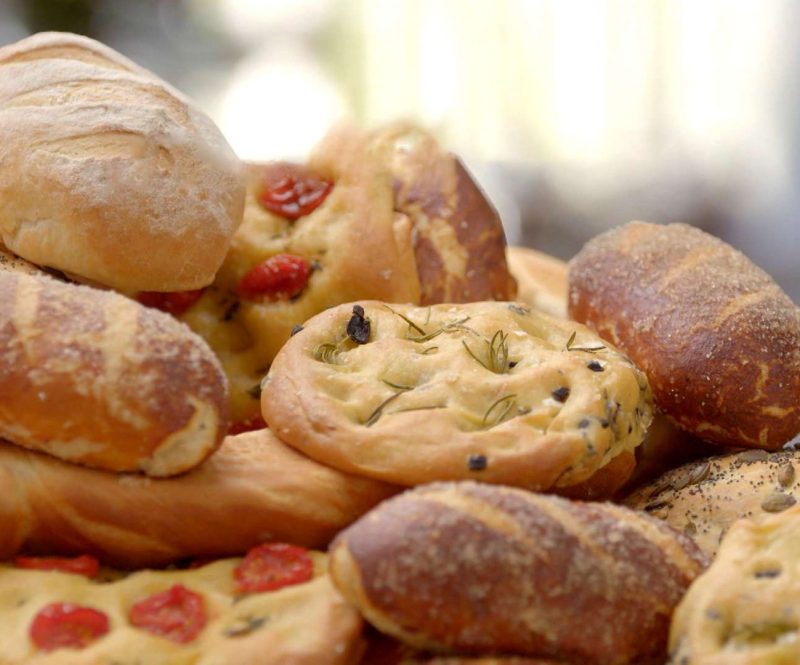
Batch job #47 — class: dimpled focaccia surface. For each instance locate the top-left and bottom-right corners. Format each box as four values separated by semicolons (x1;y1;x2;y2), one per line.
263;301;654;489
0;554;364;665
669;504;800;665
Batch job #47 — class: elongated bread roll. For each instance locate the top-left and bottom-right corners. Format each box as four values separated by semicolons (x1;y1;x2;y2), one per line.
330;481;707;665
0;267;228;476
0;429;398;568
0;32;245;291
569;221;800;449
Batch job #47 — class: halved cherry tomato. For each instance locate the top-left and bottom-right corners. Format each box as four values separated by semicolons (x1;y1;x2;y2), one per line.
237;254;310;300
234;543;313;593
30;602;110;652
137;289;204;316
15;554;100;579
129;584;206;644
258;163;332;220
228;415;267;435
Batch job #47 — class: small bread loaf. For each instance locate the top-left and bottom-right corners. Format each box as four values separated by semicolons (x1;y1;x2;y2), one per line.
568;221;800;449
505;246;568;319
0;429;397;567
0;32;245;291
263;301;653;491
330;481;707;665
0;268;228;476
669;504;800;664
625;449;800;559
367;123;517;304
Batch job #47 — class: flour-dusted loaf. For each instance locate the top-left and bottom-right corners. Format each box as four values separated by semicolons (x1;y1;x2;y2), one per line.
0;267;228;476
0;32;245;291
0;429;397;567
625;449;800;559
330;482;707;665
568;221;800;449
263;300;654;492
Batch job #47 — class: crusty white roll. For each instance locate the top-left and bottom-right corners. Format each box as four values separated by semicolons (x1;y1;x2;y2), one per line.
0;32;246;291
0;266;228;476
0;429;397;568
505;246;568;320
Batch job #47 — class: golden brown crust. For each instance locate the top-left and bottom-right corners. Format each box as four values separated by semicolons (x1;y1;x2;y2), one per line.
367;123;516;304
669;504;800;664
0;32;245;291
262;301;653;490
568;221;800;449
330;482;707;665
624;449;800;559
0;429;397;567
0;268;228;476
0;554;364;665
506;246;568;320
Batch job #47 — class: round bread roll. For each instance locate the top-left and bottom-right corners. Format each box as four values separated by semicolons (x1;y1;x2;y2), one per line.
505;246;568;319
262;300;654;491
669;504;800;664
330;481;707;665
568;221;800;449
624;448;800;559
0;32;245;291
0;267;228;476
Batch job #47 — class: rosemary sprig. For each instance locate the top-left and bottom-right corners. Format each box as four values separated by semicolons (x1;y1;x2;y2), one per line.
365;391;407;427
482;394;517;429
383;304;425;335
565;330;606;353
419;346;439;355
463;330;512;374
313;342;341;364
381;379;416;391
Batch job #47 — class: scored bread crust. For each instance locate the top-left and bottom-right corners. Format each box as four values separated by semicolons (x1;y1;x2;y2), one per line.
329;482;707;665
668;504;800;664
0;32;246;291
624;449;800;559
262;300;653;490
568;221;800;449
0;429;398;568
0;554;364;665
0;267;228;476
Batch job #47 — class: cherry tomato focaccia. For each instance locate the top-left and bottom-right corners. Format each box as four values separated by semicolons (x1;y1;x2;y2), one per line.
0;547;364;665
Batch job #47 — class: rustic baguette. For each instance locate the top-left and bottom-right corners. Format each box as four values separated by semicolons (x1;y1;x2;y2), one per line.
330;481;707;665
0;31;245;291
0;428;398;568
0;267;228;476
568;221;800;449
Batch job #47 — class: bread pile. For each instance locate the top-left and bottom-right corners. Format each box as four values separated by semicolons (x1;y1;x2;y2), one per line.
0;31;798;665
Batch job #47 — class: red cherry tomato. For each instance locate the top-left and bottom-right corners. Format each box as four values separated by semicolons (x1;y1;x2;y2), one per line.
228;415;267;436
15;555;100;579
234;543;313;594
237;254;311;300
128;584;206;644
137;289;204;316
258;162;333;220
30;602;110;652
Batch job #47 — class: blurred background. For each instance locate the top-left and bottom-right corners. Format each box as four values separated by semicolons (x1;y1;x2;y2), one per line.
2;0;798;300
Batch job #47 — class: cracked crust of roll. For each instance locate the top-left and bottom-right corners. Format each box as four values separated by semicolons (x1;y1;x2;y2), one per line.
624;448;800;559
0;268;228;476
262;300;653;490
0;554;364;665
505;246;568;320
0;32;245;291
669;503;800;664
367;123;516;304
0;429;397;567
568;221;800;449
330;482;707;665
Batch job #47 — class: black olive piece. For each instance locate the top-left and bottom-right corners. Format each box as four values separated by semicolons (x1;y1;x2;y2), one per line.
222;301;240;322
467;454;488;471
509;361;518;369
290;324;304;336
587;360;604;372
346;304;371;344
578;418;591;428
754;569;782;579
551;387;570;403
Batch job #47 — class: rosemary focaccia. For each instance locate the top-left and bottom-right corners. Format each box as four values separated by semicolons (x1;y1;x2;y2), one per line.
669;504;800;664
0;546;363;665
262;301;654;490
